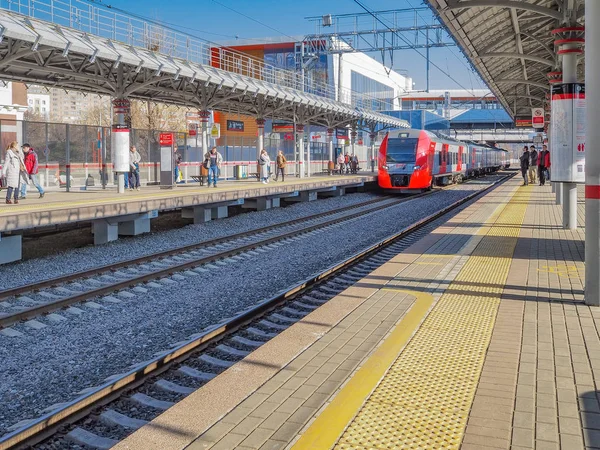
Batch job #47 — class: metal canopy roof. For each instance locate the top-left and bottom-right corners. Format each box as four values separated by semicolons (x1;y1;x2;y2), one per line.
426;0;585;119
0;8;409;130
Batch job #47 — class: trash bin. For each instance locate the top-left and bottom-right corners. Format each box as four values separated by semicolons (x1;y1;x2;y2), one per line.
234;165;248;179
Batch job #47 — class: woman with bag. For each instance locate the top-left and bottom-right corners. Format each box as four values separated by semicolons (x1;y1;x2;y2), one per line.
258;149;270;184
2;141;25;204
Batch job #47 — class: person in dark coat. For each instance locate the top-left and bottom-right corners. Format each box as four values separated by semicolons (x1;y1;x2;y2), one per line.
538;144;550;186
520;145;530;186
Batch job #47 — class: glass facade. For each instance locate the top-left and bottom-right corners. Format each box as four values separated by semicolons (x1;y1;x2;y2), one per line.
401;99;502;110
350;71;395;110
264;49;329;97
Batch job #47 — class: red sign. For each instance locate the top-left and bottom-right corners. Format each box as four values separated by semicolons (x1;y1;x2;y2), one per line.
188;129;197;136
159;132;174;146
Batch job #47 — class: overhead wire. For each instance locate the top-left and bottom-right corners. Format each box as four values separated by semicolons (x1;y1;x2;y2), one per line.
354;0;511;131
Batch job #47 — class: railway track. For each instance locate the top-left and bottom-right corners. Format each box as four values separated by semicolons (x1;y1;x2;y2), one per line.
0;173;513;450
0;193;427;330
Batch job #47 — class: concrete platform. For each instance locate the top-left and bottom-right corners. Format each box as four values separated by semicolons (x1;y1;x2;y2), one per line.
0;174;373;263
113;177;594;450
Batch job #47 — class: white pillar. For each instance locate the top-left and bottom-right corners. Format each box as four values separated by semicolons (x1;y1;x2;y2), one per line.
586;0;599;305
327;128;334;162
561;42;580;229
370;132;377;173
306;124;311;177
297;124;305;179
199;110;210;158
256;118;265;160
111;98;131;194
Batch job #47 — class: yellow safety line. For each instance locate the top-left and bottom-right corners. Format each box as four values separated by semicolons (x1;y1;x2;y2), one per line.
293;185;530;450
291;289;434;449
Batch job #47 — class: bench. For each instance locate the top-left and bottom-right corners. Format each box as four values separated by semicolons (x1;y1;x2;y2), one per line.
190;175;206;186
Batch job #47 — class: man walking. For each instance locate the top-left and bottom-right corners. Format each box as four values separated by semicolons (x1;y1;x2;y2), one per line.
22;143;44;198
520;146;530;186
538;144;550;186
528;145;538;184
274;150;286;182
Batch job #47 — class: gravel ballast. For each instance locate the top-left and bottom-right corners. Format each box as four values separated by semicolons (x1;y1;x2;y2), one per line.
0;192;379;291
0;178;503;435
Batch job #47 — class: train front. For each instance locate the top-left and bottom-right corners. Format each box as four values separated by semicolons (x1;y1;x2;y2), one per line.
378;130;432;191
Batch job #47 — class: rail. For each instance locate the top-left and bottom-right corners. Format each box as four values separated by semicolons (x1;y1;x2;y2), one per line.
0;174;513;450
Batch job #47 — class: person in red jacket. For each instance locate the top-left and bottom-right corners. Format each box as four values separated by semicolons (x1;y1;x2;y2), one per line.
22;144;45;198
538;144;551;186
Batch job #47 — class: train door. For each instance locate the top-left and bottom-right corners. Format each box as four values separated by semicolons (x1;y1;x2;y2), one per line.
427;140;436;175
440;144;448;174
458;146;463;172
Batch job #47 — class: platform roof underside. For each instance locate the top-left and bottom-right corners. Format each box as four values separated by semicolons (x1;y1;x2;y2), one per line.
427;0;585;119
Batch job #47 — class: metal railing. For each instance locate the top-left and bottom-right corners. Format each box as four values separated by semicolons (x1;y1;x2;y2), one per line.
0;0;396;111
0;119;374;189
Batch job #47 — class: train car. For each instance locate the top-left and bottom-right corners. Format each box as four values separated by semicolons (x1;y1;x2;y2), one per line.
378;129;505;192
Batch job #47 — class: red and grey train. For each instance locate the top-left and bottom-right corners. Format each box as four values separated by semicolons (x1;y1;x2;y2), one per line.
378;129;510;191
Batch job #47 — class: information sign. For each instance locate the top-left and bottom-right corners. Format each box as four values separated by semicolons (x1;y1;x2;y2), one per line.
227;120;244;132
550;83;585;183
532;108;544;128
210;123;221;139
272;122;294;133
159;132;174;146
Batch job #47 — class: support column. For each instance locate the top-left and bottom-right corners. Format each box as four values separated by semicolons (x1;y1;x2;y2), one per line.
327;128;334;163
306;124;311;177
351;129;357;158
586;0;599;305
111;98;131;194
563;43;579;229
554;29;584;229
256;118;265;160
297;124;305;178
369;132;377;173
199;110;210;158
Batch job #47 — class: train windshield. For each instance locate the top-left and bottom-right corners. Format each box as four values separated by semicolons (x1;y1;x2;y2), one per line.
386;138;418;163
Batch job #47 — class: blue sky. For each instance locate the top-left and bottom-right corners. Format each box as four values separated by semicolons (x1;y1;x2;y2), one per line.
104;0;488;92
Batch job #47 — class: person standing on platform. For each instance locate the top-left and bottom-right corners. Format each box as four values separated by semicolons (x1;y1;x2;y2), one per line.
205;146;223;188
274;150;286;182
344;153;350;174
520;146;530;186
337;152;345;175
528;145;538;184
23;144;44;198
129;145;141;191
258;149;270;184
538;144;550;186
174;149;183;184
3;141;25;204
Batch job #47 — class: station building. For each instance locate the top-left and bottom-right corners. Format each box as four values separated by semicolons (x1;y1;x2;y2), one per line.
0;81;27;150
208;37;412;165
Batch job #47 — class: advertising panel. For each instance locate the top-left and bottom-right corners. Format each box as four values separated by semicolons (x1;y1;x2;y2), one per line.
550;83;585;183
227;120;244;132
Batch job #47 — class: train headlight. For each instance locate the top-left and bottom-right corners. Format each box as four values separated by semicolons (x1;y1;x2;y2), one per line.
382;165;389;170
413;165;420;171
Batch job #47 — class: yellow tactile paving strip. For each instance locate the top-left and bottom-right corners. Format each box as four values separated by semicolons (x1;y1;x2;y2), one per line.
293;187;531;450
